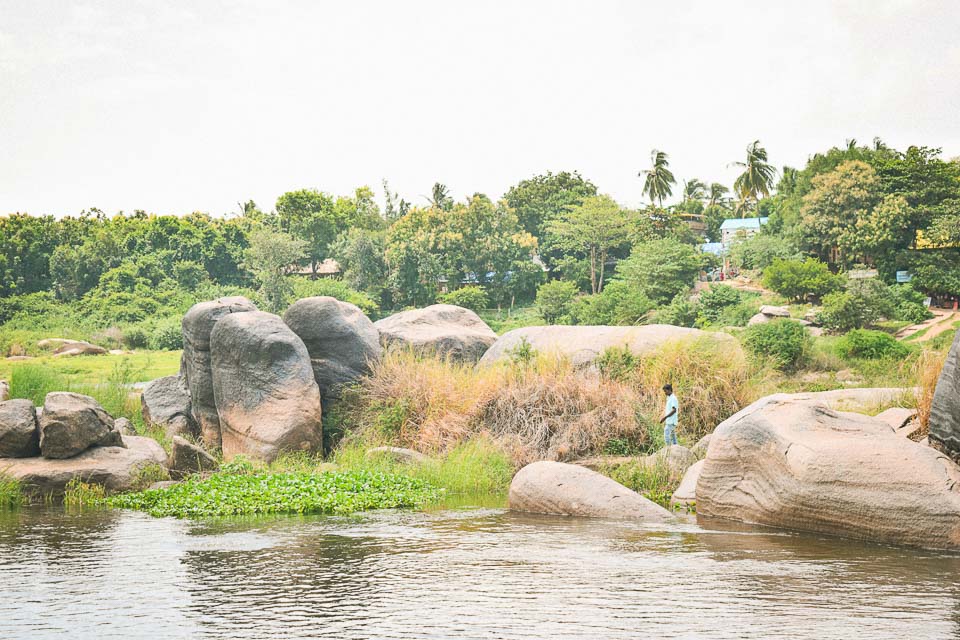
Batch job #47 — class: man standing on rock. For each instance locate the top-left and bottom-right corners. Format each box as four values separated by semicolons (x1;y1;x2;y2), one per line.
660;384;679;446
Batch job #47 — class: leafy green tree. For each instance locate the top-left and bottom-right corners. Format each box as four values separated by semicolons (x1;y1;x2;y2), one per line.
729;233;799;270
438;286;489;312
732;140;777;215
330;228;389;304
762;258;840;302
535;280;578;324
243;229;307;312
640;149;676;207
503;171;598;243
614;238;700;305
546;195;637;294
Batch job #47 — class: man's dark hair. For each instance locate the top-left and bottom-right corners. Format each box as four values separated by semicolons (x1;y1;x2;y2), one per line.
663;384;673;393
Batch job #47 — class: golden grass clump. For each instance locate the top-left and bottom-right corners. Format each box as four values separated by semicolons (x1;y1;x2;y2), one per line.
914;347;948;437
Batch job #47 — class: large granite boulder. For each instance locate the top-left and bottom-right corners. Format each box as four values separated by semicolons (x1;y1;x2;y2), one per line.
696;393;960;550
930;330;960;461
181;296;257;450
210;311;323;462
283;297;380;405
509;460;673;522
39;392;123;459
0;435;167;498
167;436;218;479
375;304;498;363
140;375;197;438
479;325;738;368
0;399;40;457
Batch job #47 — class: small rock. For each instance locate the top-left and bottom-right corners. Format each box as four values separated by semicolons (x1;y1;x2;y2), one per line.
747;312;770;326
0;380;9;402
168;436;218;478
691;434;712;459
114;417;136;436
366;446;428;464
874;407;917;431
759;305;790;318
52;341;107;357
147;480;180;491
670;459;704;509
509;460;672;522
0;399;40;457
39;392;123;459
37;338;81;349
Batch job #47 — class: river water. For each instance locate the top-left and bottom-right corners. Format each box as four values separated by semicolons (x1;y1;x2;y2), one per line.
1;503;958;639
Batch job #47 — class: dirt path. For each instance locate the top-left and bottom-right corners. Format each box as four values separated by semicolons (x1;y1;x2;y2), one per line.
896;309;959;342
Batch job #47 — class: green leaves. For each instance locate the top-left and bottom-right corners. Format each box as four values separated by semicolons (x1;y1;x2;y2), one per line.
108;470;441;519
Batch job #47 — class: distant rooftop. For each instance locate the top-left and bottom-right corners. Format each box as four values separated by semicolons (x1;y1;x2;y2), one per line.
719;217;769;231
700;242;724;255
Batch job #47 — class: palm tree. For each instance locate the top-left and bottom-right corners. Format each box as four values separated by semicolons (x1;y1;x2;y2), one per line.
640;149;676;207
425;182;453;210
682;178;707;202
731;140;777;217
706;183;729;209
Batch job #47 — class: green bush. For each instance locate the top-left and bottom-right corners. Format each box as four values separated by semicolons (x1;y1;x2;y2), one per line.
147;317;183;351
697;285;741;324
741;319;811;370
762;258;841;302
535;280;578;324
817;279;894;332
570;280;654;325
438;286;489;312
123;324;151;349
654;293;698;327
896;301;932;324
835;329;910;360
714;297;760;327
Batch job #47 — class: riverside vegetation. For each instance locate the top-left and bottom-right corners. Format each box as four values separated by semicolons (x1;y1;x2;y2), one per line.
1;138;957;516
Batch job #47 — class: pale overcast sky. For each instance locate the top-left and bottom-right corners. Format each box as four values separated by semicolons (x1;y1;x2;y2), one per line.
1;1;959;217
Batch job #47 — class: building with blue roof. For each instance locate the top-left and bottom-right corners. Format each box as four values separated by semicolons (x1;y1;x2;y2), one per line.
719;217;768;247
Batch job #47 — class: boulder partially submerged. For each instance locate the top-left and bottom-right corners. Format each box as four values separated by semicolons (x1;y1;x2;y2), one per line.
696;393;960;550
375;304;498;363
181;296;257;449
140;375;197;438
0;435;167;498
39;392;123;459
210;311;323;462
509;460;672;522
283;296;381;405
0;399;40;458
479;325;738;368
930;330;960;462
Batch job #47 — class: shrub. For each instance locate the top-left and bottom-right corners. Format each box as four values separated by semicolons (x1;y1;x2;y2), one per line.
570;280;654;325
654;293;698;327
715;297;760;327
741;319;811;370
438;286;489;312
535;280;578;324
817;279;895;332
836;329;910;360
697;285;741;324
147;317;183;351
762;258;841;302
897;301;932;324
123;324;151;349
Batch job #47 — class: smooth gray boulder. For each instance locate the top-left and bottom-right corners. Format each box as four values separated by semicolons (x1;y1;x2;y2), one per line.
509;460;673;522
141;375;197;438
168;436;218;478
670;459;704;509
1;435;166;498
479;325;739;368
375;304;498;363
930;330;960;461
39;392;123;459
52;341;107;357
181;296;257;450
113;417;136;436
283;296;380;405
0;399;40;458
697;393;960;550
210;311;323;462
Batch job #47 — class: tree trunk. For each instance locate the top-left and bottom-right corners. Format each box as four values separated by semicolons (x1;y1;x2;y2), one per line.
590;246;598;294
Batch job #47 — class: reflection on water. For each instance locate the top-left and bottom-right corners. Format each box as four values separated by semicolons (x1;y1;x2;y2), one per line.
1;504;959;639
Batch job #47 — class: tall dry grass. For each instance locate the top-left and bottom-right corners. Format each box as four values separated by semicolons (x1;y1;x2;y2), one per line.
339;338;769;467
914;347;948;437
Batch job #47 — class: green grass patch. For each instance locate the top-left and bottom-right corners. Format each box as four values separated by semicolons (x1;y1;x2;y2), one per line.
601;457;683;509
63;478;107;508
332;436;514;496
0;474;25;509
0;350;180;386
478;305;542;335
108;469;441;518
